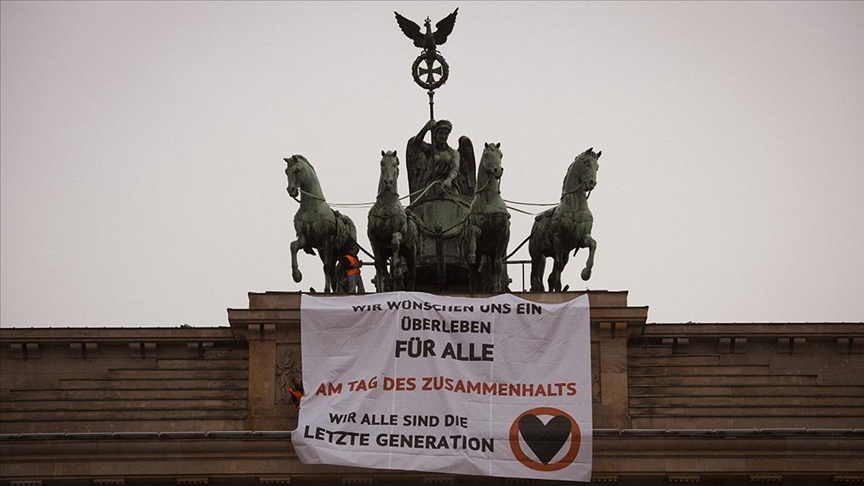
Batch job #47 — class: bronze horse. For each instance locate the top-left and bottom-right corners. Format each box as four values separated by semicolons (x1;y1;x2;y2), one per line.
367;151;417;292
529;148;600;292
284;154;357;293
463;143;510;292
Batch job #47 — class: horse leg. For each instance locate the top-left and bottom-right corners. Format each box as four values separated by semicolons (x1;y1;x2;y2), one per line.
368;231;390;293
548;235;570;292
487;242;502;293
547;235;560;292
580;235;596;281
389;256;401;291
289;236;305;283
464;224;479;266
485;256;495;292
404;239;417;292
321;255;332;293
320;241;335;293
390;232;403;291
549;254;567;292
405;221;418;291
529;243;546;292
490;255;503;293
547;261;558;292
376;247;391;293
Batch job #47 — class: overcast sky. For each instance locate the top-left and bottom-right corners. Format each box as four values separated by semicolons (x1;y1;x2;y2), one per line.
2;1;862;328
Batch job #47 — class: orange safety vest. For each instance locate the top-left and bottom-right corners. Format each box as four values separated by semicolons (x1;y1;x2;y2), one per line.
345;254;361;275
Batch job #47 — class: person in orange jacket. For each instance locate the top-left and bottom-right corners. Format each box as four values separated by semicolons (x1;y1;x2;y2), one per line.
344;244;365;293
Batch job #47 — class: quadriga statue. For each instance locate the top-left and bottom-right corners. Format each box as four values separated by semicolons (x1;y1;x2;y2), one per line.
284;155;357;293
529;148;601;292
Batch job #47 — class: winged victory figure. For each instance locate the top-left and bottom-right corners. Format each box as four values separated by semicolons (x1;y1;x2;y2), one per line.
394;8;459;56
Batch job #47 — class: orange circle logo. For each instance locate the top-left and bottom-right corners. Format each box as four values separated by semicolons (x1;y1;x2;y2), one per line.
508;407;581;471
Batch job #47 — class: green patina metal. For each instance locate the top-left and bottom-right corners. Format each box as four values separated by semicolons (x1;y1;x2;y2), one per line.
283;9;602;293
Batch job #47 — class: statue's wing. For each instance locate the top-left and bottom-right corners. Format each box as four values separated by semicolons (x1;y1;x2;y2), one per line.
405;136;427;202
434;8;459;45
394;12;424;48
457;135;476;196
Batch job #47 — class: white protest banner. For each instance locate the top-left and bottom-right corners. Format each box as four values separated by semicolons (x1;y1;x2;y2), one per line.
292;292;592;482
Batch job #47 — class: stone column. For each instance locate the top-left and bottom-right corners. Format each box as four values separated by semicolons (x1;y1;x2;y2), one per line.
593;321;631;429
247;323;282;430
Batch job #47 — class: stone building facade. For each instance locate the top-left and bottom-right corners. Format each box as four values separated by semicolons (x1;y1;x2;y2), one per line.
1;291;862;485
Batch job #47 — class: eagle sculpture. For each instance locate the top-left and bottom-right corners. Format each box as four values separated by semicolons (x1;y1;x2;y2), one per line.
394;8;459;55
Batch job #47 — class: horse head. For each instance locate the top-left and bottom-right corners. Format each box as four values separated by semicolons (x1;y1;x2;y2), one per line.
478;143;503;191
284;155;305;199
378;150;400;197
563;147;600;197
284;154;321;200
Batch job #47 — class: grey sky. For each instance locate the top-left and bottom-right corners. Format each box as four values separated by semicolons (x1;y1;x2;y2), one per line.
2;2;862;327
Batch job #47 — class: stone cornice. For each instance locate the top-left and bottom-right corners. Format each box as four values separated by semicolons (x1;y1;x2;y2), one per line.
228;290;650;341
640;322;864;338
2;429;861;480
0;327;235;343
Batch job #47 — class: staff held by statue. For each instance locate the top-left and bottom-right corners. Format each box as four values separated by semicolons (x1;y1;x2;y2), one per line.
394;8;458;131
